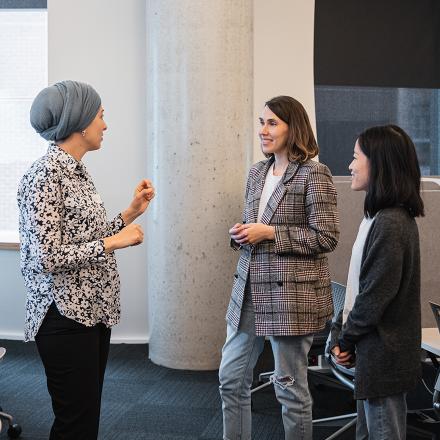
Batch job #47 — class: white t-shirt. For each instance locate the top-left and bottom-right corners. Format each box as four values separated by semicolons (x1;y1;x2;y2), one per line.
343;216;376;324
257;164;282;222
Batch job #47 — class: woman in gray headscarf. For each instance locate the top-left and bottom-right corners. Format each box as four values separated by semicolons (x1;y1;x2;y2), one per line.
18;80;155;440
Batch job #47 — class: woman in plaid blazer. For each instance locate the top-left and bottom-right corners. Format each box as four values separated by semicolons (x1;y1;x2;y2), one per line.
219;96;339;440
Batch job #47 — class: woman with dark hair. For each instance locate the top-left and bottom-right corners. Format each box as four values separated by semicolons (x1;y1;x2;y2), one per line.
18;80;155;440
219;96;339;440
330;125;424;440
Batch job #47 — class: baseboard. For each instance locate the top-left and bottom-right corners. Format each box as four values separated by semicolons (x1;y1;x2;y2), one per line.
110;336;149;344
0;333;149;345
0;332;24;341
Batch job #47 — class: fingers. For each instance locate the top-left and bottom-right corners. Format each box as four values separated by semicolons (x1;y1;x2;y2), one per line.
331;346;341;356
137;188;155;200
336;358;355;366
128;223;144;246
336;353;352;363
229;223;249;243
229;223;242;233
232;235;248;244
134;227;144;245
229;223;244;236
339;350;351;358
334;350;354;365
234;223;258;245
137;179;153;189
135;179;155;197
331;345;354;365
113;223;145;250
147;188;155;199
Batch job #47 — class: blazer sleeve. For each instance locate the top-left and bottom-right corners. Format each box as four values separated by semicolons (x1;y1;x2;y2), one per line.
338;216;405;353
274;164;339;255
230;167;253;251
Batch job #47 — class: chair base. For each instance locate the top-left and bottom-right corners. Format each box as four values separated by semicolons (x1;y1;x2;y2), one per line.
251;371;273;395
0;410;22;438
313;413;357;440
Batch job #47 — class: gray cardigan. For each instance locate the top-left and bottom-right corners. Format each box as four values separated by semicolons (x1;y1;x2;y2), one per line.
330;207;421;400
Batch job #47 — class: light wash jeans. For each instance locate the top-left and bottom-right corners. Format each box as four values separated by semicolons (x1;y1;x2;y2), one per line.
218;296;313;440
356;393;407;440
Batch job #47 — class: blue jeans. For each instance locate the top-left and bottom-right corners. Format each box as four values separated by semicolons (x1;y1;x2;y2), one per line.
218;298;313;440
356;393;407;440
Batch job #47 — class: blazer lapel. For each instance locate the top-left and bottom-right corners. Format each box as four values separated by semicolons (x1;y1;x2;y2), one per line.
282;160;301;185
259;161;300;225
248;158;274;223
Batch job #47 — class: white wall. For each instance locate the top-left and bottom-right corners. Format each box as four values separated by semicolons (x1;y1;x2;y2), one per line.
0;0;315;342
47;0;148;342
0;250;25;339
0;0;149;342
253;0;316;161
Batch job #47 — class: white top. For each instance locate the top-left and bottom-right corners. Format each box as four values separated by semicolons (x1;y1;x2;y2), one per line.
257;164;282;222
343;216;375;324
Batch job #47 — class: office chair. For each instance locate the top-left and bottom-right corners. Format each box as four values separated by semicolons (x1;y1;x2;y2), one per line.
429;301;440;419
313;352;357;439
0;347;22;438
434;373;440;418
311;282;358;439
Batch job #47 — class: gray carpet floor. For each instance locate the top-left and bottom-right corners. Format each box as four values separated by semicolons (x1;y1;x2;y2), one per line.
0;339;438;439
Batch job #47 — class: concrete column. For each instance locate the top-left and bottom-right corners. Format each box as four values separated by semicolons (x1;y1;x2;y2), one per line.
146;0;253;369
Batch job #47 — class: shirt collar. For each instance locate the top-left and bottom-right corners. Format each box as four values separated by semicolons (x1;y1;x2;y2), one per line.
47;142;86;175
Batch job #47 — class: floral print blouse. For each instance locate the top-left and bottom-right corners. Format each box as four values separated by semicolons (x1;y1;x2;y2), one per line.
18;143;125;341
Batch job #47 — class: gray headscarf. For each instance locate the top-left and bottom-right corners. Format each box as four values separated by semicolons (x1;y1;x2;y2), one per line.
30;80;101;141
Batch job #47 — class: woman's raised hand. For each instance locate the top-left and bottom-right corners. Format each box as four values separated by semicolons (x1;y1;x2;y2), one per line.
122;179;155;225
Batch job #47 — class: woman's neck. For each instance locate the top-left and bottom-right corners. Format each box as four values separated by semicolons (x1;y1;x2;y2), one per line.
272;153;289;176
57;133;87;161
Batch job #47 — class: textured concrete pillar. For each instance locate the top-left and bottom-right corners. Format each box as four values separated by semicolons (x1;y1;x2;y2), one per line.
146;0;253;369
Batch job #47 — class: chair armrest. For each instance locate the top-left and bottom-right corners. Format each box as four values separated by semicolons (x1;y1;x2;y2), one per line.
327;352;356;391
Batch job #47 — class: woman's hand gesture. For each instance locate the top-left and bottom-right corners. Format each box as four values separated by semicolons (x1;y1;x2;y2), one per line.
229;222;275;245
104;223;144;253
122;179;155;224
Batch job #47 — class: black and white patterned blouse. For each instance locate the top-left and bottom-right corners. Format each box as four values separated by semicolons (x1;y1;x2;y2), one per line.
17;143;125;341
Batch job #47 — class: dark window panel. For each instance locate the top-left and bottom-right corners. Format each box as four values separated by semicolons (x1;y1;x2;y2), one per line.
314;0;440;89
315;86;440;176
0;0;46;8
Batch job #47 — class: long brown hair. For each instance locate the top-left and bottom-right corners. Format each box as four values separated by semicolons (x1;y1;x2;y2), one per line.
264;96;319;163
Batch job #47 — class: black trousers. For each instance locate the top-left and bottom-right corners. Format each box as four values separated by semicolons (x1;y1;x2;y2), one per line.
35;303;111;440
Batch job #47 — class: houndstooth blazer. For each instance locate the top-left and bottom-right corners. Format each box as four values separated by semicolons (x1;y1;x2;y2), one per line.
226;157;339;336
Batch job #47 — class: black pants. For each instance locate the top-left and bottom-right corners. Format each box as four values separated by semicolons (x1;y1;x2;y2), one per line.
35;303;111;440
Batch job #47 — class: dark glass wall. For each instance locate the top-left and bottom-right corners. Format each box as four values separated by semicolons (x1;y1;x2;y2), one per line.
314;0;440;176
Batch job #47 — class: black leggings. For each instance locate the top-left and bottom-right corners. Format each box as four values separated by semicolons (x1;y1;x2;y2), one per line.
35;303;111;440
